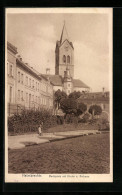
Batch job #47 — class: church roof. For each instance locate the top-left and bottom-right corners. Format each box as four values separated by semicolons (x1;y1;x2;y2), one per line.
60;22;69;44
73;79;89;88
42;74;89;88
43;75;63;86
55;23;74;50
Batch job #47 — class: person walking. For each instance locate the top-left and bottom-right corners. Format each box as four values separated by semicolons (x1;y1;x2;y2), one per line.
38;124;42;136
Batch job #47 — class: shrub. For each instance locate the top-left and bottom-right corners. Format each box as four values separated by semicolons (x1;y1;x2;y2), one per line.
57;116;64;125
64;113;78;125
89;105;102;116
97;118;110;131
81;112;91;123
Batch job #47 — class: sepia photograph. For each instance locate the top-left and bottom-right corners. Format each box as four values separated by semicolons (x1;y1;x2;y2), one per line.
5;8;113;183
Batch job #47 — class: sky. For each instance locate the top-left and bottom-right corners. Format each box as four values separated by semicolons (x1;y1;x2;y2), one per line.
7;10;112;92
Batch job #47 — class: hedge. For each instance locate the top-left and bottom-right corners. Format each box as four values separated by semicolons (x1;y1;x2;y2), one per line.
8;109;58;135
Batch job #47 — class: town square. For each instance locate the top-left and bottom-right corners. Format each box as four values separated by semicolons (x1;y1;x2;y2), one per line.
5;8;112;182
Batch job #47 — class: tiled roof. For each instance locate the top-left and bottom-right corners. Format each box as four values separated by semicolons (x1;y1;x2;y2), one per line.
7;41;18;54
43;75;63;86
73;79;89;88
43;74;89;88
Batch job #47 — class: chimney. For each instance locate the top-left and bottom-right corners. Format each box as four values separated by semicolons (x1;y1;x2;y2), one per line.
103;87;105;93
46;68;50;75
103;87;105;96
17;55;22;60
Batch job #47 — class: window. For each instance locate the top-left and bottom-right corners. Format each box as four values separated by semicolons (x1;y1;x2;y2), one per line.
29;94;31;103
40;96;41;104
9;64;13;77
21;73;23;84
68;83;70;87
21;91;23;101
38;83;39;91
9;86;12;103
18;90;20;101
63;55;66;63
18;72;20;82
32;95;34;102
36;82;37;91
26;76;28;86
67;55;70;64
29;78;31;87
32;80;34;88
26;93;28;103
38;97;40;104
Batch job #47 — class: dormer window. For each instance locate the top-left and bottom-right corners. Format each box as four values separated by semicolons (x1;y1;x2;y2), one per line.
63;55;66;63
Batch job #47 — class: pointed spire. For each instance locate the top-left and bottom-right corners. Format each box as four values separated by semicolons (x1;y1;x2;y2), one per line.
60;21;69;43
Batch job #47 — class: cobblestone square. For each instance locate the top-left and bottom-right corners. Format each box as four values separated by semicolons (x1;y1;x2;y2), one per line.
8;133;110;174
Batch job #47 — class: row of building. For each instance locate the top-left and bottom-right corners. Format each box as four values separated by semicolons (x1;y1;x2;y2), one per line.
7;42;54;116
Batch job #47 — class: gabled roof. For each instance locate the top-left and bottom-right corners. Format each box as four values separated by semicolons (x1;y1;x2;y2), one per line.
73;79;89;88
60;39;74;49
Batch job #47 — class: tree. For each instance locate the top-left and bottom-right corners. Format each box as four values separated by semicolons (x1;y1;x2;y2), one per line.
54;89;67;109
60;98;87;117
60;98;77;115
88;105;102;118
77;102;87;116
68;91;82;99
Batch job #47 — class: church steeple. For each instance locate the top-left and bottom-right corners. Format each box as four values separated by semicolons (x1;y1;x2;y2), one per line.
55;22;74;78
60;21;69;44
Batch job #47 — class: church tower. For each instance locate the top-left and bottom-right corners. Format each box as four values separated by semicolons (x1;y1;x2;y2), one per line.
55;22;74;78
63;65;73;95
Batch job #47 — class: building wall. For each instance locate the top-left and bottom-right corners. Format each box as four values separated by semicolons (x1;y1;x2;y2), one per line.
7;42;53;115
16;62;53;110
7;49;17;104
16;65;41;109
74;87;90;93
53;86;63;92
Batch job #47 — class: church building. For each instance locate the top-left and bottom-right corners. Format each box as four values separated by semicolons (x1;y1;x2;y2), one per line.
43;23;90;95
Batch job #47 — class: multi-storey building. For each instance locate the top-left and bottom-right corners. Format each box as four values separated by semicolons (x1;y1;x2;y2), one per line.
7;42;18;105
7;42;53;116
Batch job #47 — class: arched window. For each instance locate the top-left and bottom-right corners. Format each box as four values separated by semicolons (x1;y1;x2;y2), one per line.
67;55;70;64
63;55;66;63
